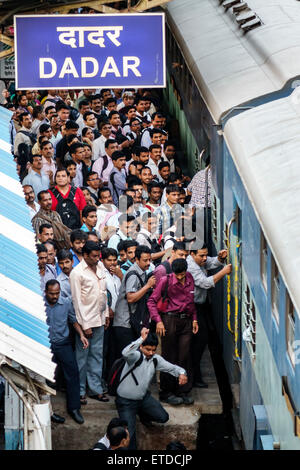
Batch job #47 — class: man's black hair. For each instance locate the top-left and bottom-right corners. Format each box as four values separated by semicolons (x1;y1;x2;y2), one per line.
37;243;48;254
98;187;111;197
107;426;128;448
171;258;187;274
70;229;88;244
126;175;142;187
149;144;161;153
106;417;128;434
111;150;125;161
173;241;188;252
37;190;50;202
108;110;120;119
32;105;43;118
158;161;170;171
65;159;76;168
117;240;126;252
69;142;84;155
142;332;158;347
82;240;101;255
39;223;52;234
66;120;79;130
105;138;117;149
124;240;138;251
40;140;53;150
44;105;56;115
82;205;97;219
56;102;69;112
167;173;180;184
166;184;180;195
83;111;95;121
57;249;73;262
78;99;90;109
136;146;149;156
135;244;151;260
101;247;118;260
45;279;60;291
44;239;57;250
150;128;162;138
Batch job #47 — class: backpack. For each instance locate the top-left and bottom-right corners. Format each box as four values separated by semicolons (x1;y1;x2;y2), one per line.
124;270;152;336
162;260;172;274
100;154;109;178
52;186;81;230
107;351;157;397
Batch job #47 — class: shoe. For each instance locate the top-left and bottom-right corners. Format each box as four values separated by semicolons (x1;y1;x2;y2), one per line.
68;409;84;424
193;380;208;388
182;395;194;405
161;394;184;405
89;394;109;402
139;417;153;427
51;413;65;424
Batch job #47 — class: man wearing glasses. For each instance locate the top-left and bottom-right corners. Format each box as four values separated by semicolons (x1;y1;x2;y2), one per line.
23;184;40;220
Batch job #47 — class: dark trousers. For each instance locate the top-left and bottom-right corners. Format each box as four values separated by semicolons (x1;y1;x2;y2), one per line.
113;326;136;360
102;323;116;382
51;339;81;411
116;392;169;449
160;314;193;398
192;302;210;382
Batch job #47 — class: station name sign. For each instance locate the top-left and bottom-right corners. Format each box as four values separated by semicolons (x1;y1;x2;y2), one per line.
14;14;165;89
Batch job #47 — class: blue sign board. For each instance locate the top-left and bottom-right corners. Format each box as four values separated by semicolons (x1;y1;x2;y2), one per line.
14;14;165;89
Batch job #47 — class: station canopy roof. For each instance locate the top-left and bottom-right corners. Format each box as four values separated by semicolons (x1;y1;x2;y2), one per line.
0;106;55;381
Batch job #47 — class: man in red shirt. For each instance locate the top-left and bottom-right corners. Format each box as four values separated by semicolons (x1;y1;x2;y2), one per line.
48;168;86;229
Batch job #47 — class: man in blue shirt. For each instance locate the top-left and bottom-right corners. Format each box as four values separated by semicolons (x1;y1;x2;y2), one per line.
108;150;127;206
45;279;88;424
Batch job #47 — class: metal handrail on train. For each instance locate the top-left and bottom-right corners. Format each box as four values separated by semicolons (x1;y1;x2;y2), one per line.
226;215;236;334
234;241;241;361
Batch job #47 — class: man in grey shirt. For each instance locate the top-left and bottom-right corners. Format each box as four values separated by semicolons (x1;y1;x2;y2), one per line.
113;245;156;358
187;243;231;387
108;150;127;206
116;327;187;450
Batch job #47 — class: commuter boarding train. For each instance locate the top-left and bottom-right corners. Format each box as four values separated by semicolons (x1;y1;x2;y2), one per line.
165;0;300;450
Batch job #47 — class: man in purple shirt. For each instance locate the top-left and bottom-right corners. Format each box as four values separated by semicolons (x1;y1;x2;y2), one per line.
147;258;198;406
153;241;189;284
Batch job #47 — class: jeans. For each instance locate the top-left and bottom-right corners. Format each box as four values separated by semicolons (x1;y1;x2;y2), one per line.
51;339;80;411
115;391;169;449
75;325;104;396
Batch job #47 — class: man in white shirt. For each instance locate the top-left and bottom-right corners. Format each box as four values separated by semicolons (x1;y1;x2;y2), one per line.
69;241;110;402
92;121;113;161
147;144;162;179
23;184;40;220
92;139;118;184
76;100;91;134
96;187;119;231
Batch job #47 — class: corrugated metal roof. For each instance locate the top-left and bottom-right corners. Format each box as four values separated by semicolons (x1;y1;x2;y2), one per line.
0;106;55;381
223;89;300;316
166;0;300;123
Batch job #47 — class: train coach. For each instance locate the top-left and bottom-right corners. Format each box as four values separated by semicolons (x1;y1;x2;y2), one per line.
165;0;300;449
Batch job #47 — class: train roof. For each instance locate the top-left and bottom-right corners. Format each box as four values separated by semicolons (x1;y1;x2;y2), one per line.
223;89;300;315
166;0;300;123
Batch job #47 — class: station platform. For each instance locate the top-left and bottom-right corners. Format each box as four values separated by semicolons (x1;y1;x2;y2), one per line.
51;347;222;450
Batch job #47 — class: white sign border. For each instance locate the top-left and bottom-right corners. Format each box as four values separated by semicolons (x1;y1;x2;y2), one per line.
14;13;166;90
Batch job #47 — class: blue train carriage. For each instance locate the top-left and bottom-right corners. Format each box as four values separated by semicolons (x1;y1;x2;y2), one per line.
223;91;300;450
165;0;300;448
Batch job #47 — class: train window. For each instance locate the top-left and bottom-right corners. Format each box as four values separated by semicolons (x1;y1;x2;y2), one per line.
286;292;295;366
260;231;268;292
271;255;280;324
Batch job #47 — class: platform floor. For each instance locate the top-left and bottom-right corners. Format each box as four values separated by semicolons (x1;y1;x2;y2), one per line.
51;347;222;450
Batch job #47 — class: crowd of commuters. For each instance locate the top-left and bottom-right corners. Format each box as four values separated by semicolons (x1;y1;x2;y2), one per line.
4;85;232;450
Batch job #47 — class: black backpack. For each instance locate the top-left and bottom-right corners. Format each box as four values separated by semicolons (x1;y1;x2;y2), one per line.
52;186;81;230
107;351;157;397
124;270;152;336
162;260;172;274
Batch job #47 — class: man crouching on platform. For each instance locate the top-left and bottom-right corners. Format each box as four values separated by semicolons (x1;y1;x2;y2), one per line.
115;328;187;450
